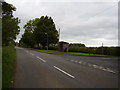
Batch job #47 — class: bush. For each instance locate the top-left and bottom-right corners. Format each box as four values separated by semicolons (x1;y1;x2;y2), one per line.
69;46;89;53
68;46;119;56
48;45;58;50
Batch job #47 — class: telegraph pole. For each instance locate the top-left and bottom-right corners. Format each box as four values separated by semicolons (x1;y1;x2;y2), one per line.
45;33;48;50
102;43;103;55
59;28;60;42
58;28;60;50
47;33;48;50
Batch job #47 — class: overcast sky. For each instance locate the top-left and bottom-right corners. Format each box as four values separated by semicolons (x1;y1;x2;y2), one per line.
5;0;118;47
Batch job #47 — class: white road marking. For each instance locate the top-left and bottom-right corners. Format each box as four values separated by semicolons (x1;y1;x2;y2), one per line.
88;63;92;66
98;66;116;73
101;68;107;71
93;65;99;68
79;61;82;64
36;56;46;62
69;59;117;74
54;66;75;79
99;66;104;69
74;61;78;63
105;69;116;73
30;53;34;56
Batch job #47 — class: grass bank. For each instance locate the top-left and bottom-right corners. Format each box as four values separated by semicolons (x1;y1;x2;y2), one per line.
32;49;57;54
2;46;16;88
0;46;2;89
32;49;110;57
65;52;109;57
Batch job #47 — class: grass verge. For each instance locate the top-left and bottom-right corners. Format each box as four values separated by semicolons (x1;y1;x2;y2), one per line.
2;46;16;88
32;49;57;54
65;52;109;57
32;49;111;57
0;46;2;89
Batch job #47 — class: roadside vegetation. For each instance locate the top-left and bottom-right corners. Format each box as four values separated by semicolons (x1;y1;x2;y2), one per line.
32;49;57;54
2;1;20;88
32;45;119;57
0;46;2;89
68;46;119;56
2;46;16;88
65;52;109;57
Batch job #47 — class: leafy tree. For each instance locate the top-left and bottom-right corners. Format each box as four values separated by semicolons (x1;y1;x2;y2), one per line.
20;18;39;47
2;2;20;46
20;16;58;49
33;16;59;49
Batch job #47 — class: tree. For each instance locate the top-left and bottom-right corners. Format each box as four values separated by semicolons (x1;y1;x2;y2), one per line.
20;16;58;49
33;16;58;49
19;18;39;47
2;2;20;46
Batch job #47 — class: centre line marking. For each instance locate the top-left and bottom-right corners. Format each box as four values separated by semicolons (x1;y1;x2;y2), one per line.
53;66;75;79
36;56;46;62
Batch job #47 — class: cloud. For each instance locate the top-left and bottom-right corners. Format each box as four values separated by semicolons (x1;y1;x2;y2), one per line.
5;0;118;47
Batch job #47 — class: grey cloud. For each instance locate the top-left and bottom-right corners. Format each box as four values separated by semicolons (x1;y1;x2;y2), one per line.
5;0;118;46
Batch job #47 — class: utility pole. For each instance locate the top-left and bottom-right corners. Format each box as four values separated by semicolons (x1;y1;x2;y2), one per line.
58;28;60;50
45;33;48;50
102;43;103;55
59;28;60;42
47;33;48;50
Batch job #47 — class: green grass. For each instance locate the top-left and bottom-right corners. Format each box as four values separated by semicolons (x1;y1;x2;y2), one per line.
32;49;57;54
2;46;16;88
32;49;109;57
65;52;109;57
0;46;2;89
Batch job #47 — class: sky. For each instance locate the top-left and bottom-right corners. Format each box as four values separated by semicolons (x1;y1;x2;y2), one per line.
5;0;119;47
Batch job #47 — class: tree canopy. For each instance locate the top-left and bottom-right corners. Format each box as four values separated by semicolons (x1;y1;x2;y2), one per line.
2;2;20;46
20;16;59;49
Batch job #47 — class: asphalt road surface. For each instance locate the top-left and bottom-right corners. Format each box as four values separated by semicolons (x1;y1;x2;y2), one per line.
14;47;118;88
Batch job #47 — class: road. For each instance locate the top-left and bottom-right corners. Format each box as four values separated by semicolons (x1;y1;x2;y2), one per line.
14;47;118;88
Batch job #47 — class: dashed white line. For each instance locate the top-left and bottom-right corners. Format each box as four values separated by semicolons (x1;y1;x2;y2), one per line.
74;61;78;63
30;53;34;56
93;65;99;68
88;63;92;67
36;56;46;62
54;66;75;79
70;59;117;74
79;61;82;64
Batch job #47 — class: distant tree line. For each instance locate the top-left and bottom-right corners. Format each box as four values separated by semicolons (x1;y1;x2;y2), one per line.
2;2;20;46
69;43;85;47
19;16;59;49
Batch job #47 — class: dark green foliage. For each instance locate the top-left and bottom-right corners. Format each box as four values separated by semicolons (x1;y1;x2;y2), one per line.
19;18;39;48
2;2;20;46
33;16;58;48
69;46;89;53
20;16;59;49
69;46;119;56
69;43;85;47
